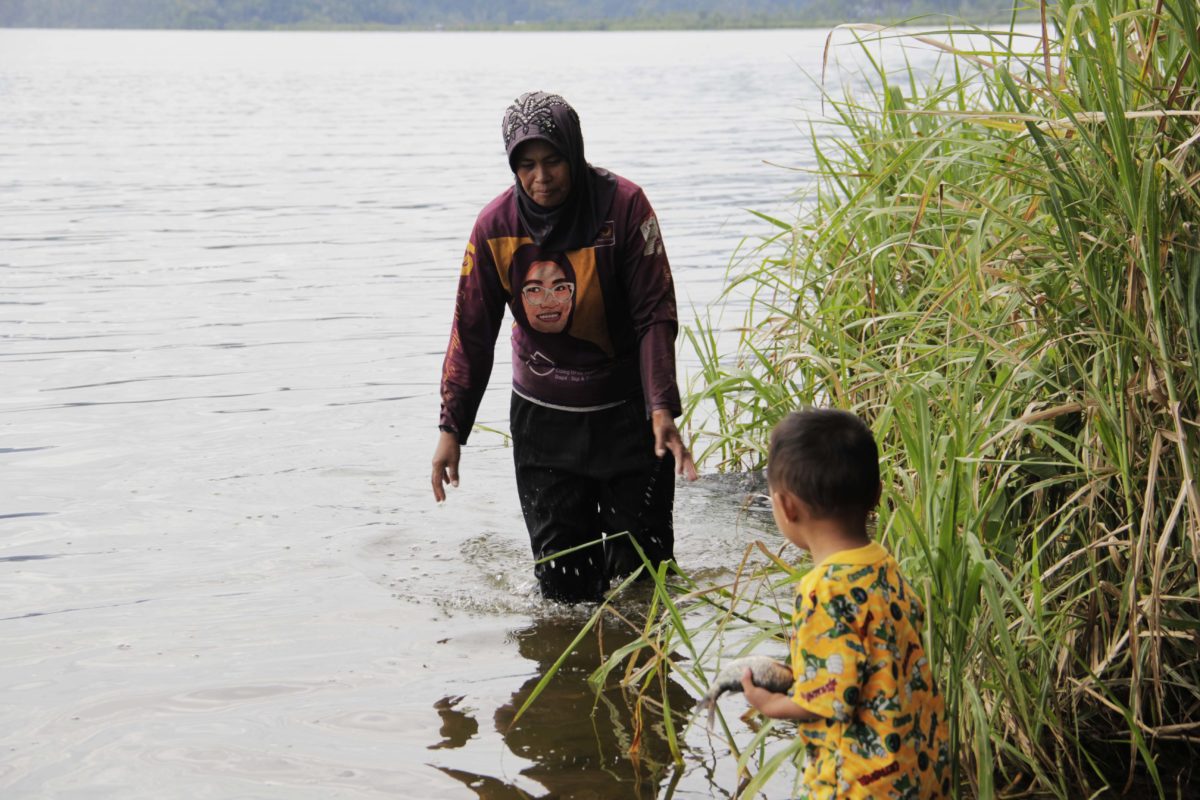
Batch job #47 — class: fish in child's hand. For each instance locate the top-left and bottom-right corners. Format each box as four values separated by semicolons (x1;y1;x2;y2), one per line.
695;656;794;730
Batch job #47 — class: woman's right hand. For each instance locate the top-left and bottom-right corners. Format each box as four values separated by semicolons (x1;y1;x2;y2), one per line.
431;430;461;502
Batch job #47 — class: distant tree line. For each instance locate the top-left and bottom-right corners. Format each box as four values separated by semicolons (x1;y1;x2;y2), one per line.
0;0;1029;29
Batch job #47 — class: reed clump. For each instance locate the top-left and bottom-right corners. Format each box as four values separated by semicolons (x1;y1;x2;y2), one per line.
586;1;1200;797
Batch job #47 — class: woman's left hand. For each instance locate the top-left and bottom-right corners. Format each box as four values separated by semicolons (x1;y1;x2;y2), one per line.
651;409;698;481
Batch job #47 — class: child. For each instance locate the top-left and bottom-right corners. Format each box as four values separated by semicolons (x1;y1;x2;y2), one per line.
740;408;950;799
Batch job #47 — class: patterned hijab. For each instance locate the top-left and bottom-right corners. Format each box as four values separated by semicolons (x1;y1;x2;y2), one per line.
502;91;618;253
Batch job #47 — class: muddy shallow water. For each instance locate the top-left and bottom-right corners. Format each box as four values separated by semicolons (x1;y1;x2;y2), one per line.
1;27;939;797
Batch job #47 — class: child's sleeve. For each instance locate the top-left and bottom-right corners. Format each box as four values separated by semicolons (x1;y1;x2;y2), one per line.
789;577;868;723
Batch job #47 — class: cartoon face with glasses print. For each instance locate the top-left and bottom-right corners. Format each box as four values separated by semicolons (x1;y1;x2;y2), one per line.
520;259;576;334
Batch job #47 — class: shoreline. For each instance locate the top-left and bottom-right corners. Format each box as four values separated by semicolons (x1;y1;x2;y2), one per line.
0;12;1043;34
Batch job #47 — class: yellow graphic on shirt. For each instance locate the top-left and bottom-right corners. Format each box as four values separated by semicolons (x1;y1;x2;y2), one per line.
487;236;534;294
789;543;950;799
461;242;476;277
562;247;613;356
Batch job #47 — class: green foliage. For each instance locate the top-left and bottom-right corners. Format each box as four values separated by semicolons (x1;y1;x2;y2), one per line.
574;1;1199;797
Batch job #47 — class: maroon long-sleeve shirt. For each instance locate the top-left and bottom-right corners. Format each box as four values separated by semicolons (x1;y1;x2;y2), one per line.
438;173;681;444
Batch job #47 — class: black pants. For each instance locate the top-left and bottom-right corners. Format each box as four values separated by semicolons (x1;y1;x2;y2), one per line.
511;393;675;603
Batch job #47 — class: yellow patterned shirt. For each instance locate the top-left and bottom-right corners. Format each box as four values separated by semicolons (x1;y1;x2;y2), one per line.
789;542;950;799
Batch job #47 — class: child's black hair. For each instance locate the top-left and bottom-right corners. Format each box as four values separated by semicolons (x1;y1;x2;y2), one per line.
768;408;880;519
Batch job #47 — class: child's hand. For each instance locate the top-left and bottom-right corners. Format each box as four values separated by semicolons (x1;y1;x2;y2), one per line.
740;668;779;711
740;668;820;721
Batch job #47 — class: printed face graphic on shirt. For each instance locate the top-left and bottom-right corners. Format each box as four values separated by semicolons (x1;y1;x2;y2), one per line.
521;260;576;334
498;241;612;356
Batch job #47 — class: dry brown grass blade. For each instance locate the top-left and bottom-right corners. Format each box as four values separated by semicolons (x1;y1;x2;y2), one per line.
1136;1;1167;92
980;401;1086;451
1141;430;1167;717
1169;402;1200;603
1169;402;1200;527
1040;0;1053;88
724;541;760;629
752;540;796;575
832;22;1028;83
1069;678;1200;740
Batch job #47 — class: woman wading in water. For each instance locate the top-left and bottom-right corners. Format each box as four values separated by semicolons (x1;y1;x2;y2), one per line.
431;91;697;603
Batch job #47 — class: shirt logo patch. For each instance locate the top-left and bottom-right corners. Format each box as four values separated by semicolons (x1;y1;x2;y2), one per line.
640;215;663;256
594;221;616;247
527;350;556;377
800;678;838;702
857;761;900;786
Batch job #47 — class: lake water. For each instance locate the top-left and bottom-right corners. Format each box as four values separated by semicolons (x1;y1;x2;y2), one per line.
2;27;943;798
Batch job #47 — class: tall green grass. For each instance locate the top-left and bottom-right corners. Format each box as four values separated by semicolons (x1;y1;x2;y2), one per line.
579;2;1199;797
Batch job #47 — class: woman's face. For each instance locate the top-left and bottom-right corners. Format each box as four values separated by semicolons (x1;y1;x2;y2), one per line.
521;260;574;334
514;140;571;208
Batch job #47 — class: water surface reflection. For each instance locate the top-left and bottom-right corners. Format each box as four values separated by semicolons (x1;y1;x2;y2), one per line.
433;613;695;799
